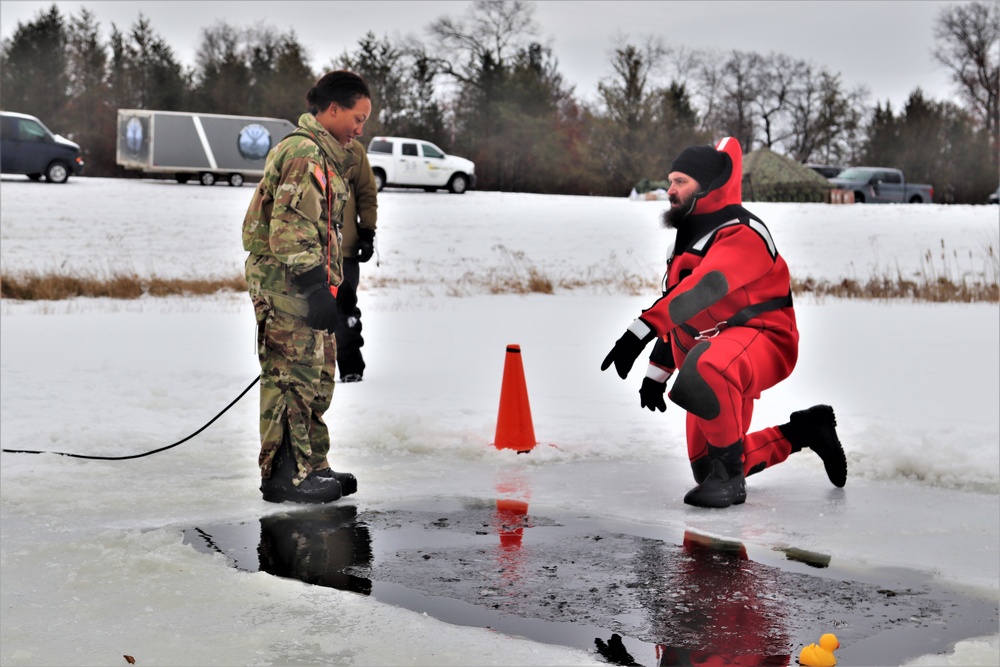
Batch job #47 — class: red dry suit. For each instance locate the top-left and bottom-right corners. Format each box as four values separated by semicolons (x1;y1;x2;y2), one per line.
640;137;799;475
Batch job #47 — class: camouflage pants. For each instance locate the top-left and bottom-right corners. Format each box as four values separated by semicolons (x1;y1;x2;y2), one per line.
252;296;337;485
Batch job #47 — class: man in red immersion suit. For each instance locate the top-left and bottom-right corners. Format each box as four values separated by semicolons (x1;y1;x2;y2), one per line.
601;138;847;508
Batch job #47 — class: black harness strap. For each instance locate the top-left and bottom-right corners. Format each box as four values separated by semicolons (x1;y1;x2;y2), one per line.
679;292;793;342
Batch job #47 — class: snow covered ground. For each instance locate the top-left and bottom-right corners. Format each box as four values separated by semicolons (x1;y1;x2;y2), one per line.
1;177;998;666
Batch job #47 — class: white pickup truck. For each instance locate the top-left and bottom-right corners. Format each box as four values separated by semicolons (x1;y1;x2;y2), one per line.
366;136;476;194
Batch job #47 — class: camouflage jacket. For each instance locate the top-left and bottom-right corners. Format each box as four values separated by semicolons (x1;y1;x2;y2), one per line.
242;113;357;316
340;138;378;257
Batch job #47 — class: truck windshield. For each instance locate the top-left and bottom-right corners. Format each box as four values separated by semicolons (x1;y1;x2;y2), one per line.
836;168;875;180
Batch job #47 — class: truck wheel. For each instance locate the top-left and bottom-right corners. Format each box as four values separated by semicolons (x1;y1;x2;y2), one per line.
176;174;191;184
373;169;385;192
908;195;923;203
448;173;469;194
853;191;865;203
199;172;216;186
45;162;69;184
228;173;244;187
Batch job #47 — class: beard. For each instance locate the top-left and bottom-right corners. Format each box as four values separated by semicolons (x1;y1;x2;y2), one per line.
661;191;696;228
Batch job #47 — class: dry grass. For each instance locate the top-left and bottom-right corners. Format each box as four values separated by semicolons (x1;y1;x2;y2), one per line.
0;271;247;300
2;238;997;303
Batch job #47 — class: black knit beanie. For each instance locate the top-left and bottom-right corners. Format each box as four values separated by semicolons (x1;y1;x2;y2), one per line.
669;145;727;190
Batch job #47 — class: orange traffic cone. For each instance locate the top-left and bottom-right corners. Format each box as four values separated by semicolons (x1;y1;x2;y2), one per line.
493;344;536;452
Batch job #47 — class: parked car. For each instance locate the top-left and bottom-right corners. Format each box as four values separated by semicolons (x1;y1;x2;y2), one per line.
0;111;84;183
828;166;934;203
367;136;476;193
805;163;844;178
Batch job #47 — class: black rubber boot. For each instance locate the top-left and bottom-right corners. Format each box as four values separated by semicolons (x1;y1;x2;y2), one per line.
260;442;343;504
314;468;358;496
683;441;747;508
690;456;713;484
779;404;847;488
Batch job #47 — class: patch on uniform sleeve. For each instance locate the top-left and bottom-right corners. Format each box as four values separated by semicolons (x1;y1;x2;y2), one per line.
312;164;328;190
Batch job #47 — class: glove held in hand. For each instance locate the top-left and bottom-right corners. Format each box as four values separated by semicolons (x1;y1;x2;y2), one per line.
293;266;339;333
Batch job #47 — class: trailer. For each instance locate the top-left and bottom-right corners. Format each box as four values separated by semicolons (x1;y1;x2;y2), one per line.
116;109;296;186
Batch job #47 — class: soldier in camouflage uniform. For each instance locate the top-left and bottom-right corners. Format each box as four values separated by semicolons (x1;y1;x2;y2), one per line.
242;70;372;504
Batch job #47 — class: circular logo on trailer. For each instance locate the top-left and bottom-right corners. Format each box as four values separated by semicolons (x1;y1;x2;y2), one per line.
125;117;144;155
238;123;271;160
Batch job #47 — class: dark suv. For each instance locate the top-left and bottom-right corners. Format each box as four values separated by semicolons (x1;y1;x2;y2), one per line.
1;111;85;183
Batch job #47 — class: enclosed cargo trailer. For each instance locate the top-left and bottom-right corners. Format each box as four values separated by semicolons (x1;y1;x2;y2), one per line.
116;109;295;186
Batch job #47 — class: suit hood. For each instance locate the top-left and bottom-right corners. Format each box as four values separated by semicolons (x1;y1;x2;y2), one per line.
691;136;743;215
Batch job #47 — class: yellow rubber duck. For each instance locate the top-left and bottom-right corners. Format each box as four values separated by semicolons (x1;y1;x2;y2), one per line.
798;633;840;666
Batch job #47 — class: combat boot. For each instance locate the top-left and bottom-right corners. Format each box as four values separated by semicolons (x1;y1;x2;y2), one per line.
683;441;746;508
314;467;358;496
779;404;847;487
260;441;343;504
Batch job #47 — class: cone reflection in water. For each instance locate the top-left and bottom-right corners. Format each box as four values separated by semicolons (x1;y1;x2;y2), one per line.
493;344;536;452
495;498;529;548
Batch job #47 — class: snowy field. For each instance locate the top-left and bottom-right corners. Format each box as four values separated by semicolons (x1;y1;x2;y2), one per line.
1;176;998;666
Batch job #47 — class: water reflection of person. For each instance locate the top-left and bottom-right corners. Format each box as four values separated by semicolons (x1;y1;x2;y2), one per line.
648;531;791;667
258;505;373;595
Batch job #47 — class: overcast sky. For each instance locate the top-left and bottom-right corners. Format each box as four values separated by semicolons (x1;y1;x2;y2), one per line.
1;0;962;111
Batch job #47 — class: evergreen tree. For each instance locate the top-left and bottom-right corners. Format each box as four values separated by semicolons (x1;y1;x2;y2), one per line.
861;89;994;203
66;8;116;176
337;32;409;138
248;27;314;121
108;15;186;111
0;5;69;127
191;22;251;114
399;52;448;147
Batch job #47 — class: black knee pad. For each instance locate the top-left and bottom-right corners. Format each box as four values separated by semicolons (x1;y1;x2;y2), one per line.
668;342;720;420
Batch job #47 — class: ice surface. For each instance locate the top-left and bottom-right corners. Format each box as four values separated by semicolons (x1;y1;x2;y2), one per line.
1;177;997;665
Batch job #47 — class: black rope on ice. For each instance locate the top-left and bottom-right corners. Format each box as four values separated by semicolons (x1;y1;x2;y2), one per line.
0;375;260;460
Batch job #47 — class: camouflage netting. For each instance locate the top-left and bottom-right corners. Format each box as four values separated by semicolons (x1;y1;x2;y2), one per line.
742;147;834;203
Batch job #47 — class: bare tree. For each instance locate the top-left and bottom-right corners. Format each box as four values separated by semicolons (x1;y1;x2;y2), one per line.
594;37;666;193
784;66;866;165
753;52;802;149
718;50;763;151
932;0;1000;161
427;0;538;87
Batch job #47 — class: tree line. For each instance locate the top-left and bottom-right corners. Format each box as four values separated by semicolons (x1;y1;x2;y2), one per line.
2;0;996;202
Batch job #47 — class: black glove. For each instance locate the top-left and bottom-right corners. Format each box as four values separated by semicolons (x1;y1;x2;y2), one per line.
293;266;339;334
356;228;375;263
601;319;656;379
639;376;668;412
594;634;640;666
639;337;674;412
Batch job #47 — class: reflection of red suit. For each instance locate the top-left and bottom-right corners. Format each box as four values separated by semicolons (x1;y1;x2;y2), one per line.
640;138;799;474
656;532;790;666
